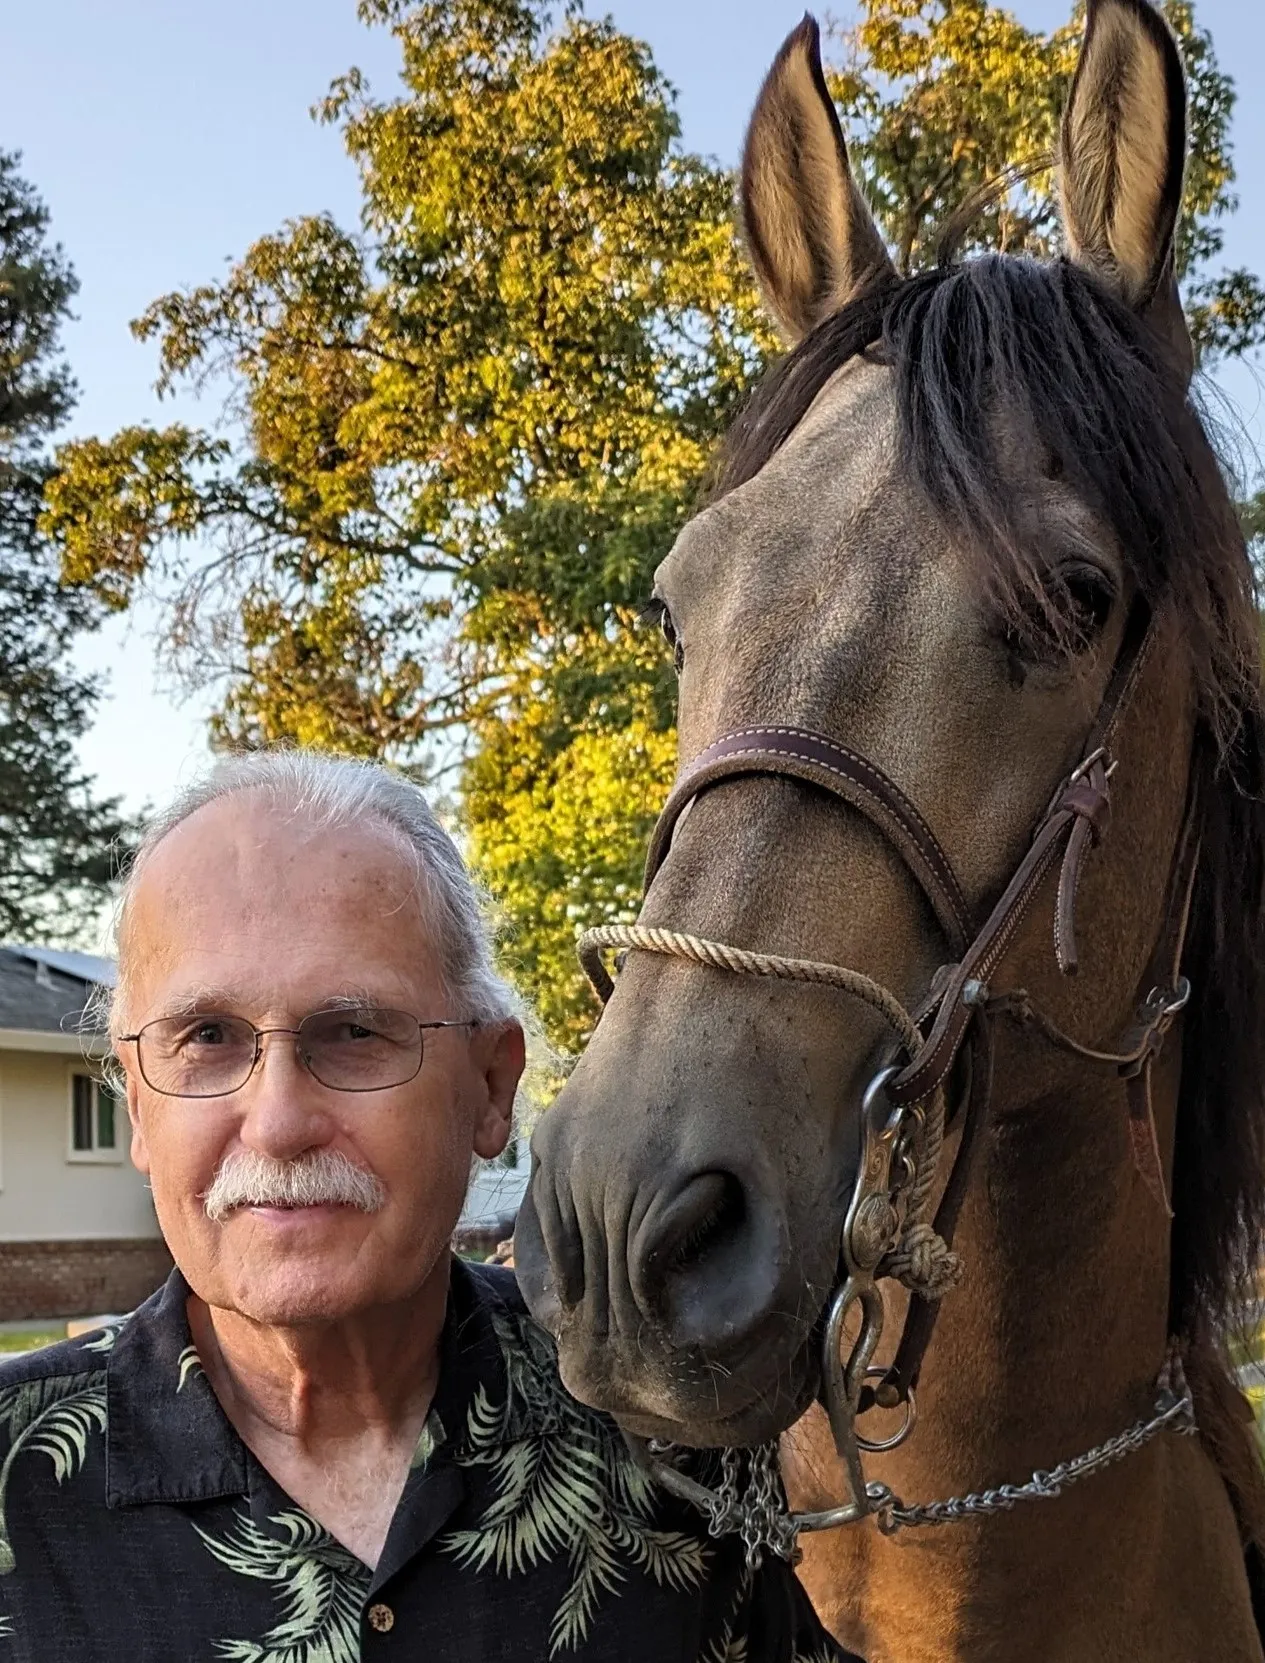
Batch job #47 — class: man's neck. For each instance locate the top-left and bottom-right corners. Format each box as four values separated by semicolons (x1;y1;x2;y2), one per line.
188;1261;450;1444
186;1257;452;1567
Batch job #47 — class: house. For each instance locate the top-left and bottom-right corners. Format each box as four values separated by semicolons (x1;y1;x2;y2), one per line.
0;945;171;1321
0;943;531;1317
458;1147;530;1258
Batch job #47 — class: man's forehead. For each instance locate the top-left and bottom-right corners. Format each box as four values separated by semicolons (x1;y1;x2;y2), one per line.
122;794;439;1003
142;978;406;1020
136;793;418;902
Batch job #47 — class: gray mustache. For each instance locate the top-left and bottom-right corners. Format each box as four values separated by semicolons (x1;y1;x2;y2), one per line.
201;1149;387;1223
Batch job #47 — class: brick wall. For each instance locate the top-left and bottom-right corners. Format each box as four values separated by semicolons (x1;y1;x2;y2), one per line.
0;1239;174;1321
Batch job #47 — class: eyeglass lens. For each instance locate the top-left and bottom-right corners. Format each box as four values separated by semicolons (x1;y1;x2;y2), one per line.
136;1008;425;1097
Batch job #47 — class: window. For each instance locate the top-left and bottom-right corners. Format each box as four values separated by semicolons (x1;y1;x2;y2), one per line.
68;1072;121;1162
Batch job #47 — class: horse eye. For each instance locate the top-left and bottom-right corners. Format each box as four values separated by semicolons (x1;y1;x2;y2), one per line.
1061;568;1115;643
1002;564;1117;667
640;596;684;672
661;613;686;673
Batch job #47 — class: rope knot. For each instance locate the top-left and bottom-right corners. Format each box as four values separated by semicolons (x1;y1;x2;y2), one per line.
884;1220;962;1301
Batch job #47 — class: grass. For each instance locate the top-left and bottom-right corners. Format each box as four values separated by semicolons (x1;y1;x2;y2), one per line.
0;1331;61;1354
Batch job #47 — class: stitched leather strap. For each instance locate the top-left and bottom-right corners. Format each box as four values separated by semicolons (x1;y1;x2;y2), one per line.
645;727;974;958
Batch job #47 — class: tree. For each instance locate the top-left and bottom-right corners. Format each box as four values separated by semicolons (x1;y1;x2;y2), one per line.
45;0;772;1046
0;153;130;945
42;0;1263;1044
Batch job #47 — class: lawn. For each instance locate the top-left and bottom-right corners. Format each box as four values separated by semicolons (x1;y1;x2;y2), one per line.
0;1330;61;1354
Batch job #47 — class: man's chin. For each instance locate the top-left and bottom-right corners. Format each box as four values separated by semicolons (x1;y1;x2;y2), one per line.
222;1273;369;1329
204;1217;451;1328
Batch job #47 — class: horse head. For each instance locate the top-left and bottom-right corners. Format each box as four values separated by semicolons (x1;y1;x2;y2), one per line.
515;0;1265;1490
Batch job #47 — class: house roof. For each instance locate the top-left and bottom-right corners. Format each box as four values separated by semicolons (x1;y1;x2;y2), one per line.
7;945;116;989
0;946;114;1037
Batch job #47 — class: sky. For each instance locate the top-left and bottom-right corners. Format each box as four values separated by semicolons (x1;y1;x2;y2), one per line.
5;0;1265;818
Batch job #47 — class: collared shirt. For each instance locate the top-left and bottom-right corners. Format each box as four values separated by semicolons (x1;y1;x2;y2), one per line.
0;1257;860;1662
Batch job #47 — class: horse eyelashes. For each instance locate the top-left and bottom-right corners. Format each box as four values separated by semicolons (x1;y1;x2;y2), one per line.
638;595;684;672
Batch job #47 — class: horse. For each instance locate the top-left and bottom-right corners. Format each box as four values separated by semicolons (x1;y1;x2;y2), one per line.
513;1;1265;1656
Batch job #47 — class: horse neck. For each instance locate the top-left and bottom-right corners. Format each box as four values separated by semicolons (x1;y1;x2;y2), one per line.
915;1035;1181;1476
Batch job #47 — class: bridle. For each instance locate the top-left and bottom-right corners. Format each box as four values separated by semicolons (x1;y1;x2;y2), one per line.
578;598;1199;1563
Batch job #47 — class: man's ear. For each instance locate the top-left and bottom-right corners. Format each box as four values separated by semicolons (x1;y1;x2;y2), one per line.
740;15;896;344
1059;0;1192;376
472;1021;525;1161
124;1072;151;1176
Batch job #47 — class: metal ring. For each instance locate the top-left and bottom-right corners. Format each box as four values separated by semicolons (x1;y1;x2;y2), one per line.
855;1370;918;1453
1069;745;1109;783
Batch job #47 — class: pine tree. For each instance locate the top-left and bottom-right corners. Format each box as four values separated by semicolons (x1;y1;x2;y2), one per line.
0;152;129;943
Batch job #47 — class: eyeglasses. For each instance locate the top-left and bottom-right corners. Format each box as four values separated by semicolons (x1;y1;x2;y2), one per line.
116;1007;475;1099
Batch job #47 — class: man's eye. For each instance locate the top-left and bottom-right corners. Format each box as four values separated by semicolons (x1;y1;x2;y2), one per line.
164;1020;232;1053
325;1015;387;1043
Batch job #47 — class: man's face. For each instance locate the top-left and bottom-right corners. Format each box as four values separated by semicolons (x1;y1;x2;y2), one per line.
118;796;523;1327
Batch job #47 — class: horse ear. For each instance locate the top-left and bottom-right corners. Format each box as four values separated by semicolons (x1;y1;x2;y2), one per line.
740;16;895;344
1059;0;1191;371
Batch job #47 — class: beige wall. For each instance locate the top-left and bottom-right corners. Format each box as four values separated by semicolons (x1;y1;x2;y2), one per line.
0;1047;160;1243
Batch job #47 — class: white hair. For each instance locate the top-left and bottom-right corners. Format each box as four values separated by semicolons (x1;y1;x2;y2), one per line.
200;1147;387;1223
107;749;520;1038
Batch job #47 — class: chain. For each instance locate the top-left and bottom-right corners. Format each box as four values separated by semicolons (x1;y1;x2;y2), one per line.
708;1448;743;1537
869;1348;1197;1535
652;1442;801;1569
732;1443;801;1568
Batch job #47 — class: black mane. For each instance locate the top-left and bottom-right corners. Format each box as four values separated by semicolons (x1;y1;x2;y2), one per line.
715;255;1265;1336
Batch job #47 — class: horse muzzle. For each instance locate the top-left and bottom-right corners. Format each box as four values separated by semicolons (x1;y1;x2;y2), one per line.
514;1102;837;1446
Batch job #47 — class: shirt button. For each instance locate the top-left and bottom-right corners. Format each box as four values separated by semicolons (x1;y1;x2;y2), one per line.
367;1603;395;1633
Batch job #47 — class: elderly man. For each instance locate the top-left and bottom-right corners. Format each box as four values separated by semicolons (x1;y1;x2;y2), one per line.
0;752;858;1663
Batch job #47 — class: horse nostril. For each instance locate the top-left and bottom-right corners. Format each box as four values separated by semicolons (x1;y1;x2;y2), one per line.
630;1168;787;1349
659;1173;747;1279
635;1170;748;1309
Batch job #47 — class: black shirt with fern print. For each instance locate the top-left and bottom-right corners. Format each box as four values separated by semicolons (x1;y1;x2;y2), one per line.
0;1257;860;1662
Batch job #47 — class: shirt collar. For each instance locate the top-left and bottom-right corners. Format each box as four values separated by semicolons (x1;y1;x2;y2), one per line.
106;1270;248;1509
104;1256;519;1518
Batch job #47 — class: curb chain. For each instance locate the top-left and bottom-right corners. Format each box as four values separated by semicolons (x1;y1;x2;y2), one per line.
868;1349;1197;1535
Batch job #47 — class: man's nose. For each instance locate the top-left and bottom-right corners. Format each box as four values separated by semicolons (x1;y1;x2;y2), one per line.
235;1036;333;1156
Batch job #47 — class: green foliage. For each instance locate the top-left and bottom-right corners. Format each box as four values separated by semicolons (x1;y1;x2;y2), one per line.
0;153;131;944
1241;492;1265;541
465;631;677;1050
40;1;1265;1043
831;0;1078;271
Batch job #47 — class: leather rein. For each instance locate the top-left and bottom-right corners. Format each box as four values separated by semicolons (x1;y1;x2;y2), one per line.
579;599;1201;1553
